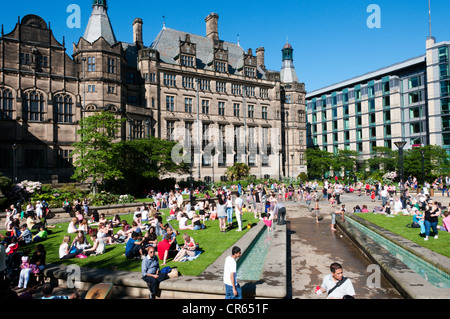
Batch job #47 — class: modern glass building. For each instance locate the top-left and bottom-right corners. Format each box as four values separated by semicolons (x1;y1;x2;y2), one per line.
306;36;450;160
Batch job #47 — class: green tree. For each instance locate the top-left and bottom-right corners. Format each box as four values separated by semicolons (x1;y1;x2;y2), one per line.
404;145;450;184
305;147;335;179
71;111;125;190
226;163;251;181
332;149;359;177
367;146;398;173
105;138;190;194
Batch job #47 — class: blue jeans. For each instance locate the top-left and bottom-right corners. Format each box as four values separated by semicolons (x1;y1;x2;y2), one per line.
225;284;242;299
227;207;233;224
424;220;438;237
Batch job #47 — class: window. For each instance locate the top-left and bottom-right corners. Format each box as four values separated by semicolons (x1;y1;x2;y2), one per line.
87;57;96;72
127;96;137;105
262;106;268;120
182;76;194;89
248;104;254;118
383;96;390;107
216;81;227;93
322;122;328;132
439;46;449;63
384;110;391;122
20;53;30;65
384;125;391;137
245;67;255;78
24;91;44;122
369;113;376;125
199;79;210;91
442;98;450;114
343;105;349;116
285;95;292;104
409;91;422;104
0;89;13;120
231;84;241;95
383;81;390;94
218;101;225;116
410;122;423;134
215;61;227;73
410;107;422;119
24;149;45;168
108;85;115;94
355;102;362;114
164;74;176;86
107;58;116;74
441;81;450;97
246;86;255;97
368;99;375;111
260;88;269;99
166;96;175;111
356;129;362;141
181;55;194;67
442;115;450;131
409;76;421;89
56;149;73;169
356;116;362;127
126;73;136;84
185;98;193;113
440;64;449;80
202;123;210;148
131;120;144;140
54;95;73;123
166;121;175;141
88;85;96;92
202;100;210;114
233;103;240;117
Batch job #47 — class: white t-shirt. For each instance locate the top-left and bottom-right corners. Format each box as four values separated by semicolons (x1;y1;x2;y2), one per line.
223;256;237;286
59;243;69;259
321;274;355;299
235;197;244;212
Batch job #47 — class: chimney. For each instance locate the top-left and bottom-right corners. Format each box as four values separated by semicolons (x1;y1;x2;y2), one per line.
205;13;219;42
256;47;266;70
133;18;143;47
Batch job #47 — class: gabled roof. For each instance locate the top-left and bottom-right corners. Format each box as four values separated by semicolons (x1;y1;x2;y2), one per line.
150;27;266;79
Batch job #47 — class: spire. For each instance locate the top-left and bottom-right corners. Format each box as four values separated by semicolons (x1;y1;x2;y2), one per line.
83;0;117;46
280;41;299;83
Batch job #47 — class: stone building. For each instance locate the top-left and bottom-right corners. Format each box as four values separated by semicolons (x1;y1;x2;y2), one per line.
0;0;307;184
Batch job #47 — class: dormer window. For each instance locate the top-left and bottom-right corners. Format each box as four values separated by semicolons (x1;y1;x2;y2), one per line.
245;67;256;78
215;61;227;73
181;55;195;67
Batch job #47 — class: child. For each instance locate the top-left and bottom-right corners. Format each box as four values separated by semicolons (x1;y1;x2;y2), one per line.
32;227;48;243
371;190;376;202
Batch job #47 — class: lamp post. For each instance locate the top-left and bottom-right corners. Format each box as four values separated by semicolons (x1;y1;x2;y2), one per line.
12;143;19;183
420;148;425;190
394;141;407;207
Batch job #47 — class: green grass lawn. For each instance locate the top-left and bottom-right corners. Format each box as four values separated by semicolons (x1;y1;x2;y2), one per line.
3;210;260;277
354;213;450;258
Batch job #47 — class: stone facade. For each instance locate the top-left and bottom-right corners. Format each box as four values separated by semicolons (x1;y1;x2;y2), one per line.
0;1;307;184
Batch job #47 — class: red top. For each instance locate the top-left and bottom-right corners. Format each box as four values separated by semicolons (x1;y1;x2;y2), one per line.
157;239;171;259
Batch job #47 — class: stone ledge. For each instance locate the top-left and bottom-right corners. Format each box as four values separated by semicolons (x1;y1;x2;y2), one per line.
338;214;450;299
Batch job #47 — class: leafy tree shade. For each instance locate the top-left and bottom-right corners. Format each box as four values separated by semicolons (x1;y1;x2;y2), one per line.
104;138;190;195
305;148;335;179
71;111;125;187
404;145;450;184
226;163;251;181
367;147;398;173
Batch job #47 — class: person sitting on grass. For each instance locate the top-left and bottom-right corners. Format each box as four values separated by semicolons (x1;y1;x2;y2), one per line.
437;211;450;233
125;232;143;260
178;213;194;231
173;233;197;262
83;233;105;256
59;235;82;259
32;227;47;243
157;234;177;266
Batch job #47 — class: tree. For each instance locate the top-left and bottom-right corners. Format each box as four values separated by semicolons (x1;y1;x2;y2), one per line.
333;149;359;177
404;145;450;183
305;147;335;179
226;163;251;181
367;146;398;173
105;138;190;195
71;111;125;191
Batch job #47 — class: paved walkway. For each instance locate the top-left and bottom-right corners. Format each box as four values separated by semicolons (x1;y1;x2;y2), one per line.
285;192;403;299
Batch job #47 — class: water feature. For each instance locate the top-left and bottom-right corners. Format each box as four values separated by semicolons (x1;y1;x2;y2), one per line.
347;217;450;289
237;225;274;281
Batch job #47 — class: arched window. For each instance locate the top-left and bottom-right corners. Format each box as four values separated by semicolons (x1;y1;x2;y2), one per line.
54;94;73;123
23;90;44;122
0;89;13;120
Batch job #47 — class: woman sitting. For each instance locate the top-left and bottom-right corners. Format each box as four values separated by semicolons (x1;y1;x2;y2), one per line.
179;213;194;231
67;218;79;234
173;233;197;262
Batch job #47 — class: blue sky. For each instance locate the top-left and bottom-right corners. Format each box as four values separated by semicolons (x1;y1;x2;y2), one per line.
1;0;449;92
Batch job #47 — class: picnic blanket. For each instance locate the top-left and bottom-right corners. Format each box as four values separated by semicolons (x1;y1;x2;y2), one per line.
179;250;202;262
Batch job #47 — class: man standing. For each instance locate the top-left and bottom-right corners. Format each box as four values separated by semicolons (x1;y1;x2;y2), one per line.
224;246;242;299
316;262;355;299
142;246;167;299
274;201;286;225
234;193;244;232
